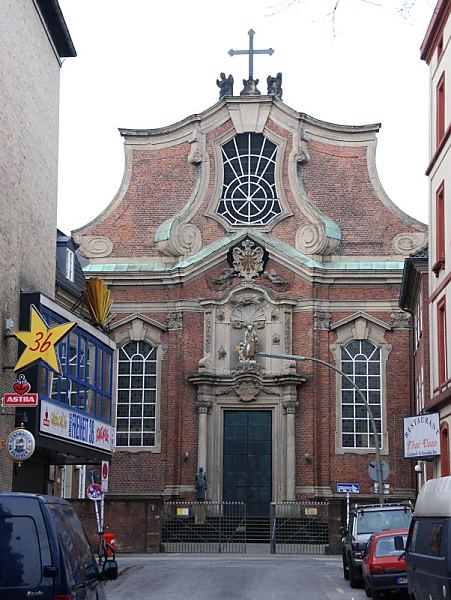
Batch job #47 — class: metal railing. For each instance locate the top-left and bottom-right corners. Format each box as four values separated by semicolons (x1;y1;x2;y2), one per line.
162;501;246;553
270;501;329;554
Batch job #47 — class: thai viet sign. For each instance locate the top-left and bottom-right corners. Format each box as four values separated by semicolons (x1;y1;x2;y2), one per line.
40;400;114;452
404;413;440;458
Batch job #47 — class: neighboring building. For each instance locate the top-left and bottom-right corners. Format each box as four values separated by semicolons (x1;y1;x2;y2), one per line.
421;0;451;478
399;245;433;487
12;230;116;495
0;1;76;491
74;67;426;541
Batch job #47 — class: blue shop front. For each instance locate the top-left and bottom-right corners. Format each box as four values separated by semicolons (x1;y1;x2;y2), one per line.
12;292;115;494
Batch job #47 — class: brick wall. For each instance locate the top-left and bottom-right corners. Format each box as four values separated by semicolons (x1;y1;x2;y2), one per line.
71;496;164;554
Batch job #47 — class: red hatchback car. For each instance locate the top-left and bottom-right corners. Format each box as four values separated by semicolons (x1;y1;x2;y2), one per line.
362;529;409;599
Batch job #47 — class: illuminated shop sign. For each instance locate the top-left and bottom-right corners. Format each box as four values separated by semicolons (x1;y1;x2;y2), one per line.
40;400;114;452
404;413;440;459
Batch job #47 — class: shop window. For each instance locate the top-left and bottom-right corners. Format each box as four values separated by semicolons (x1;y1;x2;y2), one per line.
40;307;113;422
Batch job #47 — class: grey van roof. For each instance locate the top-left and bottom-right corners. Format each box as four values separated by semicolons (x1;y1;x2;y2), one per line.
414;476;451;517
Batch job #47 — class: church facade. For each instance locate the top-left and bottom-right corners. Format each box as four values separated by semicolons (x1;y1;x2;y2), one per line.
74;73;426;519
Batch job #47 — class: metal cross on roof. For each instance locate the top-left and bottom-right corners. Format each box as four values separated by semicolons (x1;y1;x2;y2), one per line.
228;29;274;80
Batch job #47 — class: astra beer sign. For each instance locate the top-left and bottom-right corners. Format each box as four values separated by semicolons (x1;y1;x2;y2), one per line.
2;374;38;407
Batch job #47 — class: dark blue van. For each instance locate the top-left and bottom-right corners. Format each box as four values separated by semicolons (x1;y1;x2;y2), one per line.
0;493;117;600
398;476;451;600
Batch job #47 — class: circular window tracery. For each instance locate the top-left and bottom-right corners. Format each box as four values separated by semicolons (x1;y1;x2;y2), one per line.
216;133;282;226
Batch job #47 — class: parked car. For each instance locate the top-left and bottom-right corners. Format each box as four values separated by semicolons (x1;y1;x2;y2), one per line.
362;529;408;599
394;476;451;600
341;502;412;588
0;492;118;600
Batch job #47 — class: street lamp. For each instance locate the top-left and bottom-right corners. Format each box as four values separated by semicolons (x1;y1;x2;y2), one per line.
259;351;385;504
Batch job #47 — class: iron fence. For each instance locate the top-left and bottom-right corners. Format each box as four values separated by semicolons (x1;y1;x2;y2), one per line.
162;501;246;553
270;501;329;554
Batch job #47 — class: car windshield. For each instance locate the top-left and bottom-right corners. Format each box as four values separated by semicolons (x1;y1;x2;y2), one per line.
357;509;411;534
375;535;408;557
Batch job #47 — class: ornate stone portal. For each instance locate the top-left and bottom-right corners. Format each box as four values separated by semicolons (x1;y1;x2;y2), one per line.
189;285;304;502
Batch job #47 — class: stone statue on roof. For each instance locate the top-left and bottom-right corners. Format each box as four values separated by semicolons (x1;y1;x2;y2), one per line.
217;73;234;99
267;72;283;99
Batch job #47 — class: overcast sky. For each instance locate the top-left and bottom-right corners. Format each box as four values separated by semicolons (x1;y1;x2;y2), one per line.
57;0;435;235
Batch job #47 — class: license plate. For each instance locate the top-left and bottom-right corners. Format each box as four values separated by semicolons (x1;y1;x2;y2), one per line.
396;577;407;585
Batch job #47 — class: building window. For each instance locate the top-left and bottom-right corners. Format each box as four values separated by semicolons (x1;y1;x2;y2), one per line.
116;341;157;447
436;73;445;147
433;182;445;276
415;366;424;413
216;133;282;225
66;248;75;282
39;309;113;422
437;33;444;61
414;290;423;350
437;298;447;386
341;340;382;449
441;422;450;477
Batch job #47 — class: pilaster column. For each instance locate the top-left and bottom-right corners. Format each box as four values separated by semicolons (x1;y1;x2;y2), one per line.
196;400;212;471
283;401;298;500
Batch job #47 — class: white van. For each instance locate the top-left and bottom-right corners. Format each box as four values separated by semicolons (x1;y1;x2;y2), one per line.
396;476;451;600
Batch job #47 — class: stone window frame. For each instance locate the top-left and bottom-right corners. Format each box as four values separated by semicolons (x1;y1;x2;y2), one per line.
340;340;382;450
216;133;282;226
110;315;164;453
116;340;158;449
206;127;292;233
331;314;392;456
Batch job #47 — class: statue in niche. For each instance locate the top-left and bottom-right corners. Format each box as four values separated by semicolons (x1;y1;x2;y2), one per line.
217;73;234;99
267;72;283;99
236;323;259;363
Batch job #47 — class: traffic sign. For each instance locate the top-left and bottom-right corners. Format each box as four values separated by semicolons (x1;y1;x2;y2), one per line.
368;460;390;482
101;460;109;493
337;482;360;494
86;482;102;501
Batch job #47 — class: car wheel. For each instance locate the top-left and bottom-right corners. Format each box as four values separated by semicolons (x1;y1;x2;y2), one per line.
364;578;372;597
342;552;349;581
349;563;361;588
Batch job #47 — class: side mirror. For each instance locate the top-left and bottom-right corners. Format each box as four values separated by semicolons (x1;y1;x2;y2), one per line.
394;535;405;551
102;560;118;581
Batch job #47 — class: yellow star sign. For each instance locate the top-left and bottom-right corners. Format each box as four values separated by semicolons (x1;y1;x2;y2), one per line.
14;305;77;374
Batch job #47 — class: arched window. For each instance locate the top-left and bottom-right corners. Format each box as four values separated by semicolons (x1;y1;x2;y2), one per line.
216;133;282;225
441;422;450;476
341;340;382;449
116;341;157;447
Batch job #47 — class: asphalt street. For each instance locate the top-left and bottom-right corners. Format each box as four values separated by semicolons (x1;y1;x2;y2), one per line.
105;554;393;600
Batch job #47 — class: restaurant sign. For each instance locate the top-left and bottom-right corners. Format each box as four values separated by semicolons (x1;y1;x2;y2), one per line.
40;400;114;452
404;413;440;459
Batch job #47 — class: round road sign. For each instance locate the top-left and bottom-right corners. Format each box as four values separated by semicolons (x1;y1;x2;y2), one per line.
86;482;102;501
368;460;390;482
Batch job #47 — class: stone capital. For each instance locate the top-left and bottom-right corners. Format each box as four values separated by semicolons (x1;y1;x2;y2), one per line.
196;400;212;414
283;401;298;414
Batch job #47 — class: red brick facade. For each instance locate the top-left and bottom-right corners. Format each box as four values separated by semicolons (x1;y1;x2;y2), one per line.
74;95;427;516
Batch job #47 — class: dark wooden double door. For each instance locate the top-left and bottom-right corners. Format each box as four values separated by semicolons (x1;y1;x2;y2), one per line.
223;410;272;517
